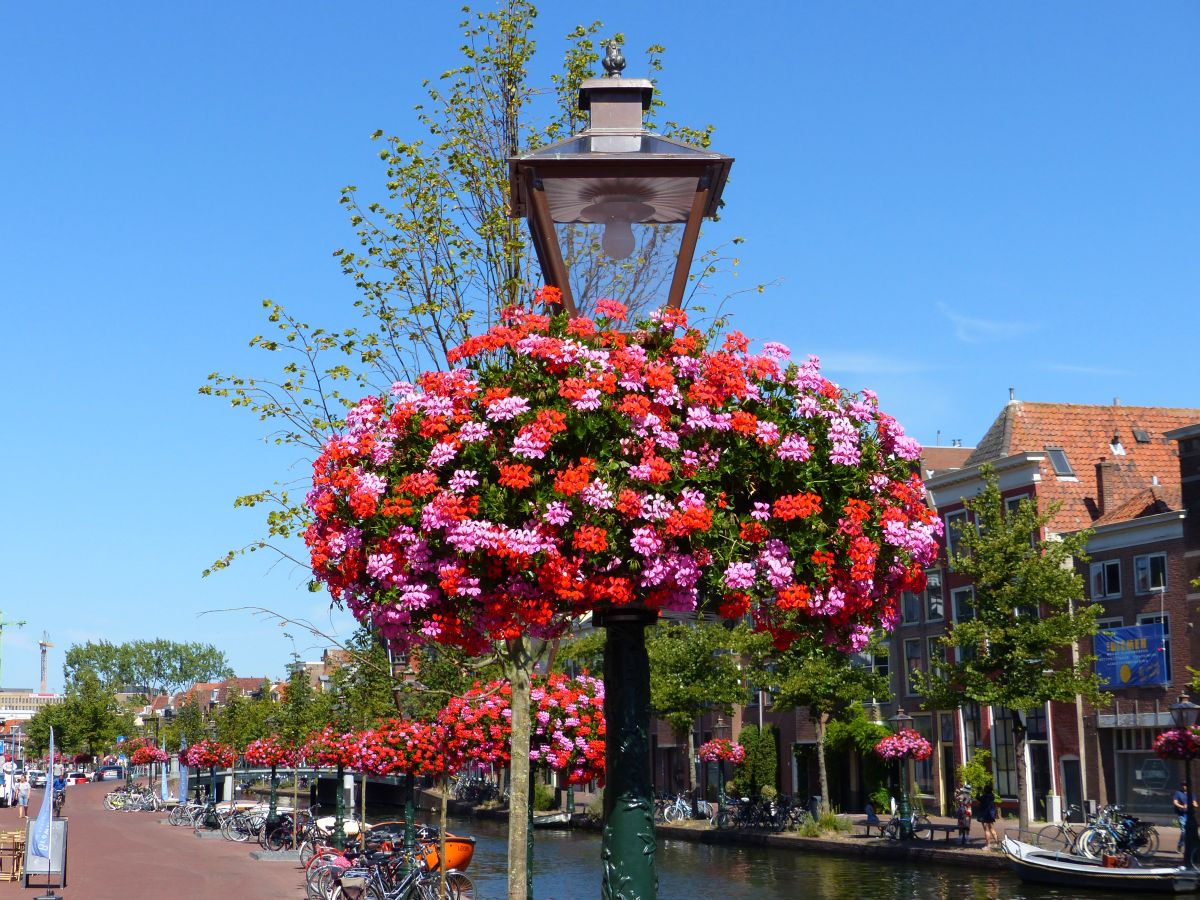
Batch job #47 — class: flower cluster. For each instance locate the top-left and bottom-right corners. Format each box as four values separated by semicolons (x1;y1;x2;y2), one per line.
353;719;448;777
529;673;606;785
244;736;297;769
129;745;169;766
697;739;746;764
874;729;933;761
183;739;238;768
1154;727;1200;761
304;726;361;770
305;302;940;656
438;682;513;772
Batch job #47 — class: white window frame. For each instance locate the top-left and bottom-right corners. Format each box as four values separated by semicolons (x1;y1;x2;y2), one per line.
1134;553;1167;595
901;590;921;625
1090;560;1122;600
924;569;945;622
1137;612;1171;682
927;635;943;677
951;586;975;663
945;510;970;560
904;638;923;697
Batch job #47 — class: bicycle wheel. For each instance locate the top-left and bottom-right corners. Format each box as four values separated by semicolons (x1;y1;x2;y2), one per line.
1080;827;1114;859
911;816;933;841
663;804;682;824
1035;824;1069;852
1130;824;1158;858
330;886;384;900
882;820;900;841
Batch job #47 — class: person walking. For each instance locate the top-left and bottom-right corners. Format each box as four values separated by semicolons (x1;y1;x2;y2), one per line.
1174;781;1192;852
16;775;29;819
977;784;999;849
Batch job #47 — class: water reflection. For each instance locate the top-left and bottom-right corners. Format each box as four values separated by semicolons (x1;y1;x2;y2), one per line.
439;815;1131;900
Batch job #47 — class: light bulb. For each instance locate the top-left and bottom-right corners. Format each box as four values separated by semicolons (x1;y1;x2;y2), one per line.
602;220;635;260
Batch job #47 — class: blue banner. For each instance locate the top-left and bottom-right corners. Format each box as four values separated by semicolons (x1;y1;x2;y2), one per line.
31;727;53;858
1097;624;1168;688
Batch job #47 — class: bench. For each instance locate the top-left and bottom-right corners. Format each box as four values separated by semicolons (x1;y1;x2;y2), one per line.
855;817;886;837
923;822;970;844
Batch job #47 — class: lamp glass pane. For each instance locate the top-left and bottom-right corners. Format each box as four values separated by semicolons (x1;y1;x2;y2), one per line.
541;175;699;224
554;220;684;316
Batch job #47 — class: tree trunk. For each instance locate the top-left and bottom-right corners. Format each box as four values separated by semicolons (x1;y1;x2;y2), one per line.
1011;709;1029;835
683;725;698;814
504;641;534;900
815;713;829;816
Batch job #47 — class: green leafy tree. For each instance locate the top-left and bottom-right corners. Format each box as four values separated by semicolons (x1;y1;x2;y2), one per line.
825;706;891;809
164;697;207;752
25;703;73;758
398;643;501;722
914;468;1102;831
278;663;322;746
214;684;276;750
64;639;232;695
734;724;778;797
764;635;890;813
323;630;399;730
646;622;748;796
28;670;135;759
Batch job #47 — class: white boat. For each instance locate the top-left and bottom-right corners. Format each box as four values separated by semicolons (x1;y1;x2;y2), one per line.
1003;837;1200;894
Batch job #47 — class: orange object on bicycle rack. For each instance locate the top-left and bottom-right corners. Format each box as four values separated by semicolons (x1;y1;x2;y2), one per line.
421;834;476;872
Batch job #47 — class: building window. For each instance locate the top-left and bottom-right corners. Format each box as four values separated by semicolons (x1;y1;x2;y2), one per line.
1045;447;1075;477
904;639;923;696
992;708;1018;799
1137;613;1171;682
1134;553;1167;595
951;586;975;662
925;570;944;622
912;714;934;796
901;590;921;625
1090;561;1122;600
1096;616;1124;636
853;649;890;706
962;702;983;752
945;510;970;560
927;636;944;677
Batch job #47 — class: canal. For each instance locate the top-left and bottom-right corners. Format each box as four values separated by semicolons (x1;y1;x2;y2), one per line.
442;815;1133;899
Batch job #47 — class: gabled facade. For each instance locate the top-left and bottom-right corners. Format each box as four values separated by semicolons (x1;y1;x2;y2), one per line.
911;399;1200;821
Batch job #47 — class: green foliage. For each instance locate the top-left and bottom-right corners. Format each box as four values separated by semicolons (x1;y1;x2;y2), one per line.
585;788;605;823
825;706;890;756
278;663;322;746
765;634;890;723
398;643;500;721
532;782;557;812
914;468;1102;712
646;622;748;736
735;724;778;797
164;698;206;752
26;670;135;758
956;749;993;797
551;630;605;676
323;629;400;729
869;785;890;812
64;639;232;695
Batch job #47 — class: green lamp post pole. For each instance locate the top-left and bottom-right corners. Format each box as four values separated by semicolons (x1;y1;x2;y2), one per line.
267;763;279;828
1171;695;1200;867
332;762;347;851
713;716;731;830
889;708;914;840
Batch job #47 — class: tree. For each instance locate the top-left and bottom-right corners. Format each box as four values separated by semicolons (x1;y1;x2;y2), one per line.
323;630;399;729
914;468;1102;832
646;622;747;796
64;639;232;695
764;635;890;813
734;724;778;798
28;670;134;759
165;697;207;752
277;663;322;747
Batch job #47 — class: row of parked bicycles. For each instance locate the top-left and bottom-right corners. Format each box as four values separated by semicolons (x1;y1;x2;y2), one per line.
1034;803;1160;861
101;783;166;812
652;790;813;832
448;774;504;806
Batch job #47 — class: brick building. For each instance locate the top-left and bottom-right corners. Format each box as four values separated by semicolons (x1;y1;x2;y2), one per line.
908;399;1200;822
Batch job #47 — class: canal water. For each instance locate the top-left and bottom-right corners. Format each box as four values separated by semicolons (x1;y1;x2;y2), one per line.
438;815;1133;900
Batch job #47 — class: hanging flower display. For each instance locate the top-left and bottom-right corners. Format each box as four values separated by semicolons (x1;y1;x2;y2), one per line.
352;719;447;777
697;738;746;764
874;729;933;761
1154;727;1200;761
129;745;169;766
304;302;941;656
183;739;238;768
529;673;606;785
304;726;361;770
244;736;298;769
438;682;513;770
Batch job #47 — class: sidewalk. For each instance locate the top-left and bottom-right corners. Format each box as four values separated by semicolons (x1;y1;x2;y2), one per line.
0;782;305;899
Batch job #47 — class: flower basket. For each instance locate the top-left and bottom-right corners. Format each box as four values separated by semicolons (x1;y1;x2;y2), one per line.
698;738;746;764
244;736;297;769
529;673;606;785
874;729;932;761
1154;727;1200;761
129;746;169;766
183;739;238;769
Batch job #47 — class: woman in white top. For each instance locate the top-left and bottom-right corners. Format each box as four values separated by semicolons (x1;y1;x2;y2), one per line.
16;776;30;819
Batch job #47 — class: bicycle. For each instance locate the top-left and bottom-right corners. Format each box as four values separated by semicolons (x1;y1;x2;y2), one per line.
331;853;474;900
882;811;932;841
1077;804;1158;861
1035;804;1085;853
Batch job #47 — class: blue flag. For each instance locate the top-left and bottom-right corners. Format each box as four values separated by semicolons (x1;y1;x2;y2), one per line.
31;726;53;858
160;734;169;802
177;736;189;803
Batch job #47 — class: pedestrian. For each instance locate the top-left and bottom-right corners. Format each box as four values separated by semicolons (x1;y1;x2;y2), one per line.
16;776;29;819
977;784;999;849
1174;782;1191;852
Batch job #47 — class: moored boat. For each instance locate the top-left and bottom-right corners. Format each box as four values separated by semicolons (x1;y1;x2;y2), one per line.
1003;837;1200;894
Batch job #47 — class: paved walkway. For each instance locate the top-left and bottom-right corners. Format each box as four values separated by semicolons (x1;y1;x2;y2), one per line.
0;782;306;899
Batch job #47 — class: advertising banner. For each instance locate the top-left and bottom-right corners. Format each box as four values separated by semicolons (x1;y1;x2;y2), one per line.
1096;624;1168;688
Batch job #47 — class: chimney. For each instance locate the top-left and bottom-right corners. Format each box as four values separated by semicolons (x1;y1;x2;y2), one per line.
1113;397;1121;406
1009;388;1016;402
1096;461;1119;516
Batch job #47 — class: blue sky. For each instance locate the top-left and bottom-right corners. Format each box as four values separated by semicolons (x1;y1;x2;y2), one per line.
2;2;1196;693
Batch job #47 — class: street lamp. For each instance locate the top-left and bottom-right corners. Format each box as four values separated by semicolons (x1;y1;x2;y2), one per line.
1171;694;1200;866
713;715;731;830
508;42;733;899
888;708;914;839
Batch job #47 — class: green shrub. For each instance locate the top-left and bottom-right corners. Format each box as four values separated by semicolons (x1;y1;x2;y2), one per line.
956;749;993;798
869;786;890;813
532;782;557;811
760;784;778;802
586;789;604;823
723;778;739;798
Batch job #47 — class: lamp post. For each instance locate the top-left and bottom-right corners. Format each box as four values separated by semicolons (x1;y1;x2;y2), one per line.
508;43;732;899
888;708;914;839
1171;695;1200;866
713;715;731;830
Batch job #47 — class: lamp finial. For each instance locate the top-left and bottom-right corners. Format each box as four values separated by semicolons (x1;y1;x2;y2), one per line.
602;40;626;78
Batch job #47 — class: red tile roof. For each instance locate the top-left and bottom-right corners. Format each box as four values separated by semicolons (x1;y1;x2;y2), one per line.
964;401;1200;532
921;446;975;480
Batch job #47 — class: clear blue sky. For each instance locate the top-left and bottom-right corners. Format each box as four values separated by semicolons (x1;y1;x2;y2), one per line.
3;2;1196;693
